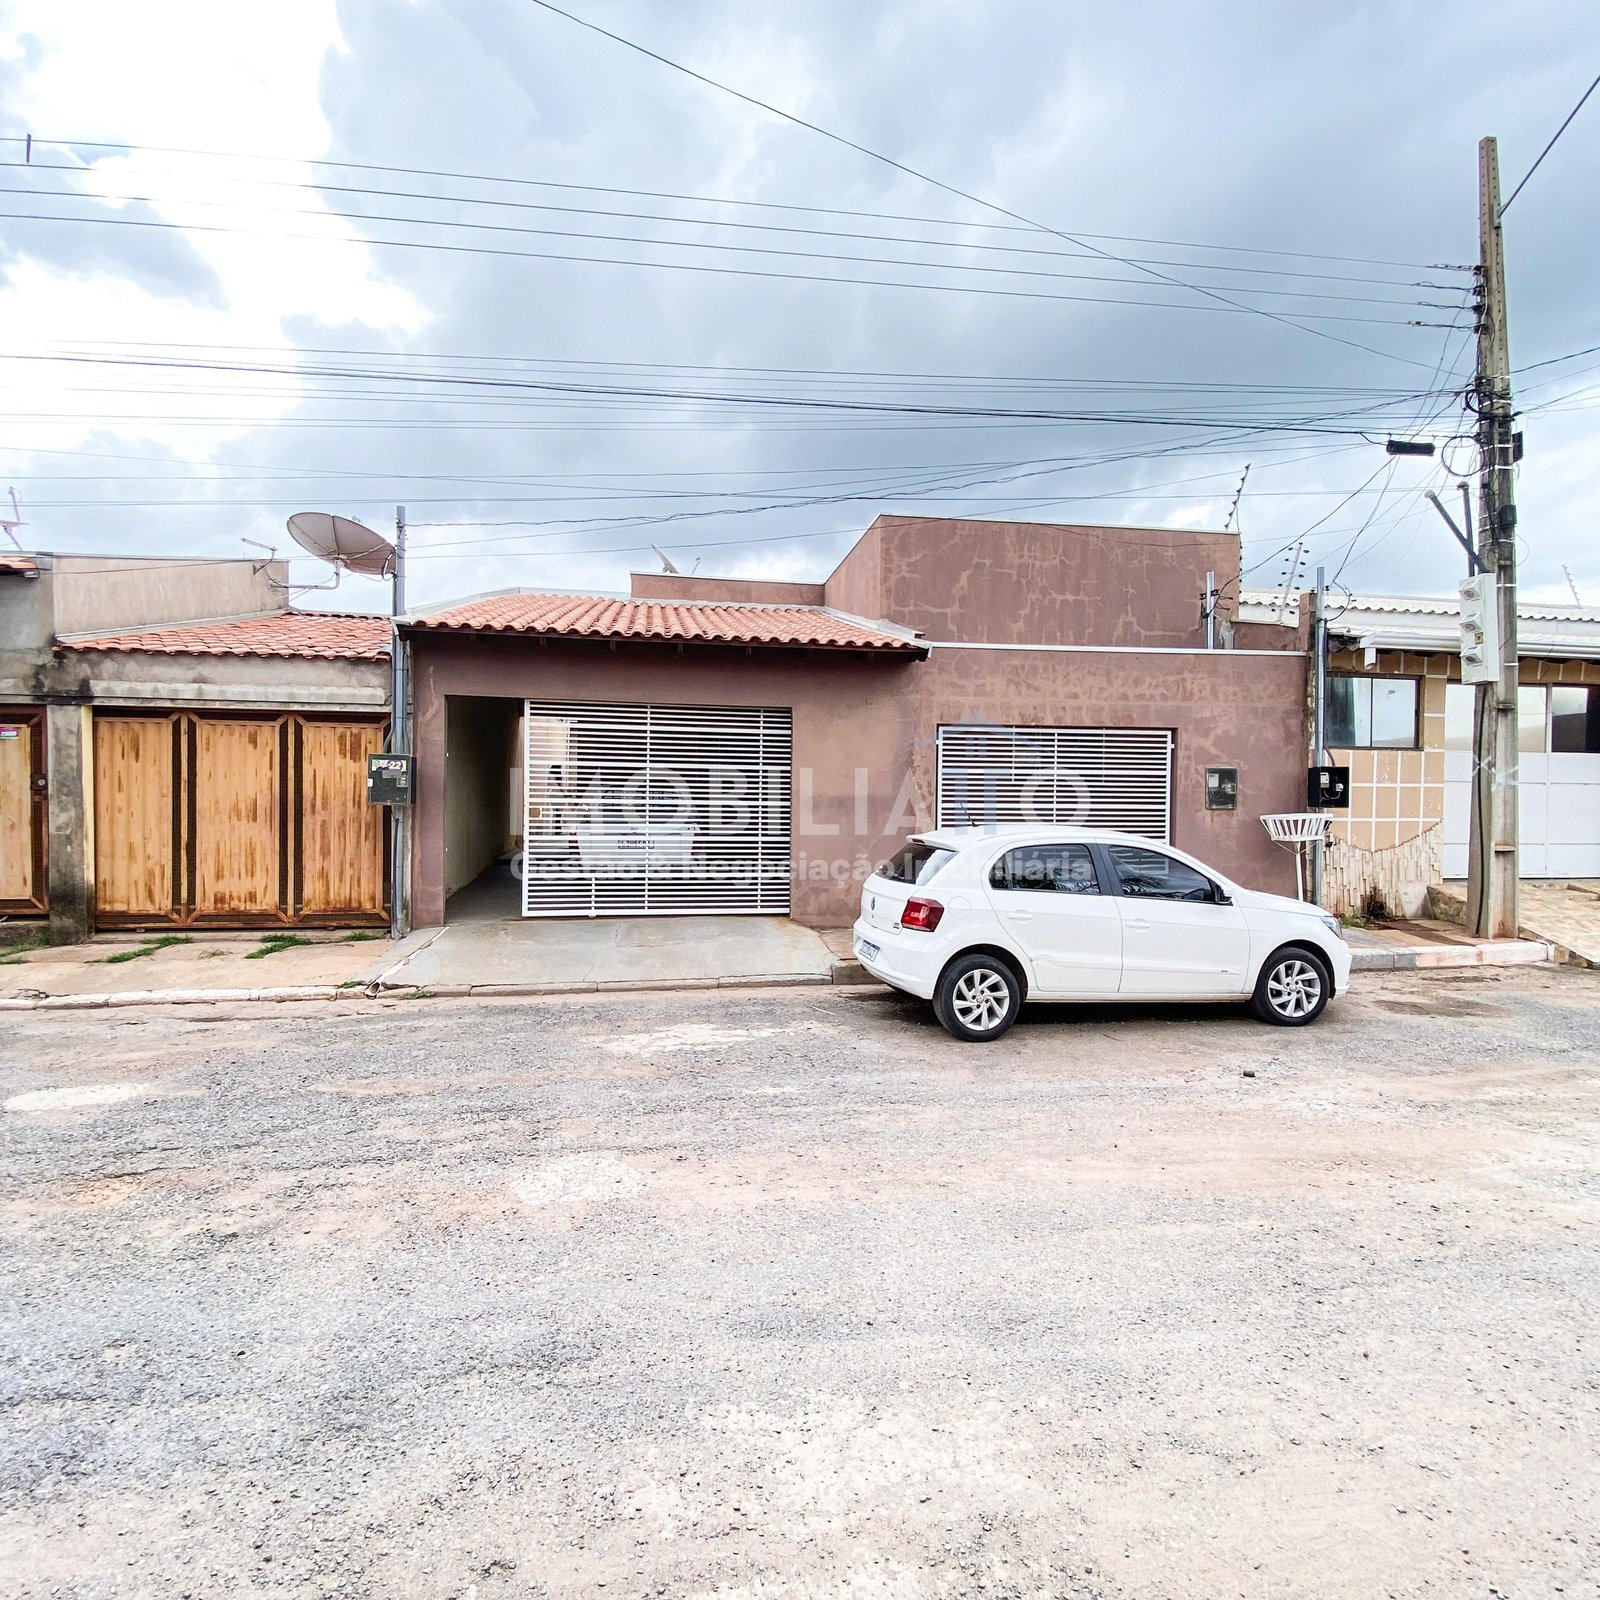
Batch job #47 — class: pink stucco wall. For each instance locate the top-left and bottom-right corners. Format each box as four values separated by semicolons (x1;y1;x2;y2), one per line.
825;515;1242;646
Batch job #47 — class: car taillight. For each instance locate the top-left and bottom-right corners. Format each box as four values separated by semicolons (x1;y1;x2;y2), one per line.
900;896;944;932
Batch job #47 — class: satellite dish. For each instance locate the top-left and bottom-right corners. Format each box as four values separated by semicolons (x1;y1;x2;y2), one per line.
286;512;396;577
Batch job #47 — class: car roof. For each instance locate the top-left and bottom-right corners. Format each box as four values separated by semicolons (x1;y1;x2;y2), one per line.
911;824;1172;851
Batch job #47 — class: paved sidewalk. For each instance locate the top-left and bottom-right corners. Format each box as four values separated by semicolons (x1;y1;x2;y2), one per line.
1436;879;1600;966
367;914;837;996
0;929;386;1006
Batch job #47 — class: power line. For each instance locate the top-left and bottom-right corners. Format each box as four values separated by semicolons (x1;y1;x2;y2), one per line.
519;0;1456;370
18;337;1445;395
0;208;1465;329
1513;341;1600;375
3;351;1454;429
0;161;1470;294
1;137;1476;274
3;182;1461;312
1500;69;1600;215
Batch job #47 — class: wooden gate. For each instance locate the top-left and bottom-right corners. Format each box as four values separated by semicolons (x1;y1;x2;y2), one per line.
93;712;387;928
0;706;47;915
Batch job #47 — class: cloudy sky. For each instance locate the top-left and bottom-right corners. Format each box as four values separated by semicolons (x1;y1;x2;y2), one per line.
1;0;1596;613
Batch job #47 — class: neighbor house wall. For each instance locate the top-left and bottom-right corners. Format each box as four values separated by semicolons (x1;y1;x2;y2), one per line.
50;556;288;636
1323;645;1600;916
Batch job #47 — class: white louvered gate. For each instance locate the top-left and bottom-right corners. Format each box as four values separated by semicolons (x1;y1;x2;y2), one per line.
521;700;792;917
936;724;1173;840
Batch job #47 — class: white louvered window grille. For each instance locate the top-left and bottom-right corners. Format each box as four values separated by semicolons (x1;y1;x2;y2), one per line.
936;724;1173;841
522;700;792;916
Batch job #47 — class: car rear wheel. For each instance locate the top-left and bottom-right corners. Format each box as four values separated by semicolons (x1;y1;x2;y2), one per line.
1250;946;1331;1026
934;953;1022;1042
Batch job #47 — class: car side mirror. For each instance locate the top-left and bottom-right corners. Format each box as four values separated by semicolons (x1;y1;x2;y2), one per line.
1212;885;1233;905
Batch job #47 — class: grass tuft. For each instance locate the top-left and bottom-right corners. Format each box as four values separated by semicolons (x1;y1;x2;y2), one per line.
245;933;315;960
96;934;192;964
342;930;383;943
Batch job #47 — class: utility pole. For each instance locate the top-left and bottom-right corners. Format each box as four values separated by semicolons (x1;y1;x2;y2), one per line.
1465;137;1520;940
1310;565;1328;905
390;505;410;941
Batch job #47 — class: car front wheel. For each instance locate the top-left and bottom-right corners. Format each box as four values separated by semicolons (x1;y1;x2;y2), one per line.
934;953;1022;1042
1250;946;1331;1026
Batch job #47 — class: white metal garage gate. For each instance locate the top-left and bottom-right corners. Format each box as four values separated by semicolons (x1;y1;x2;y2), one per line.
936;724;1174;839
521;699;793;917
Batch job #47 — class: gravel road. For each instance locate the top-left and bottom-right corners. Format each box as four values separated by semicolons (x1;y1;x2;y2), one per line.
2;969;1597;1598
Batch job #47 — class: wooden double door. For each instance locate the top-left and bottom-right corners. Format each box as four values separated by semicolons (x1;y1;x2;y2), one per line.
0;707;47;915
94;712;388;928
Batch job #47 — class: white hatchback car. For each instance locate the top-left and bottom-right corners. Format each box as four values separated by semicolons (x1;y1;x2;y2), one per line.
852;826;1351;1042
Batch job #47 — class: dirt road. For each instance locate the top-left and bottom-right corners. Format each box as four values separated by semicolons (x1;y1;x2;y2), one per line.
2;969;1596;1597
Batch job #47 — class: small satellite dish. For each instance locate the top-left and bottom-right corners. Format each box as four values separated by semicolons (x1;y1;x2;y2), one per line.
286;512;396;577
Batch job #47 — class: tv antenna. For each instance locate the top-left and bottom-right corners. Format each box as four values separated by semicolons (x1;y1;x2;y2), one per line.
0;488;25;551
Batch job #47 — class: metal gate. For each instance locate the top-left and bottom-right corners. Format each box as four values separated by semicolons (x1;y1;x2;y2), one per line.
936;724;1173;839
522;699;792;917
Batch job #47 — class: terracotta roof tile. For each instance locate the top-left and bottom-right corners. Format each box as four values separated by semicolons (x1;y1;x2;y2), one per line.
407;591;922;653
0;554;38;574
60;611;390;661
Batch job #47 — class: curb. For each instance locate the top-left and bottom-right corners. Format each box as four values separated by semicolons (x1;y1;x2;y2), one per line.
0;985;352;1012
1349;938;1553;972
0;972;837;1011
1;943;1559;1010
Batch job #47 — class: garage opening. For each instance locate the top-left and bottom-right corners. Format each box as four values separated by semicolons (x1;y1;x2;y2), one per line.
522;698;792;917
936;724;1173;840
442;695;524;922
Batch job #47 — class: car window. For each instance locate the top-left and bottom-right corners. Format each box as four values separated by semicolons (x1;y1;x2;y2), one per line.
989;843;1101;894
878;842;955;885
1106;845;1215;902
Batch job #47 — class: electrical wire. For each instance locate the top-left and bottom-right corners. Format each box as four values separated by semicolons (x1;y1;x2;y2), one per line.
518;0;1460;369
0;208;1466;328
1;137;1476;274
0;162;1472;295
1500;69;1600;215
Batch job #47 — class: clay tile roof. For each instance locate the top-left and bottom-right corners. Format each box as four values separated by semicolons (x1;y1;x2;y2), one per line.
407;591;924;653
0;554;38;574
59;611;390;661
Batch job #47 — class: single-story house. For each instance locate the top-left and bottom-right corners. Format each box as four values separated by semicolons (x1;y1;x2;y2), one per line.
1239;587;1600;917
1;552;391;941
402;515;1313;931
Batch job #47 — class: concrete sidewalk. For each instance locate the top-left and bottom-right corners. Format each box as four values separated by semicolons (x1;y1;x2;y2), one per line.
365;914;838;996
1435;879;1600;967
0;928;387;1009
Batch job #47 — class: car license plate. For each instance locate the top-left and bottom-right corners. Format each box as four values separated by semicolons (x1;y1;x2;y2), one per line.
855;937;880;962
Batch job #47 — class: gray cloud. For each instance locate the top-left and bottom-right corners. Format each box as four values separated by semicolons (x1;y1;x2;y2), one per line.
8;0;1599;605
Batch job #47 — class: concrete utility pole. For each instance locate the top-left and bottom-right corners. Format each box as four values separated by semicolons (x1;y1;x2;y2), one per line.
1465;137;1521;939
391;504;410;941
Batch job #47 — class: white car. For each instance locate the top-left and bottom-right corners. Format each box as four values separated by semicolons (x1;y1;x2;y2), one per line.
852;826;1352;1042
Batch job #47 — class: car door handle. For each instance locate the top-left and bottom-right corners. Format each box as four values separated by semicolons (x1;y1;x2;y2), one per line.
1004;910;1033;922
1125;918;1151;932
